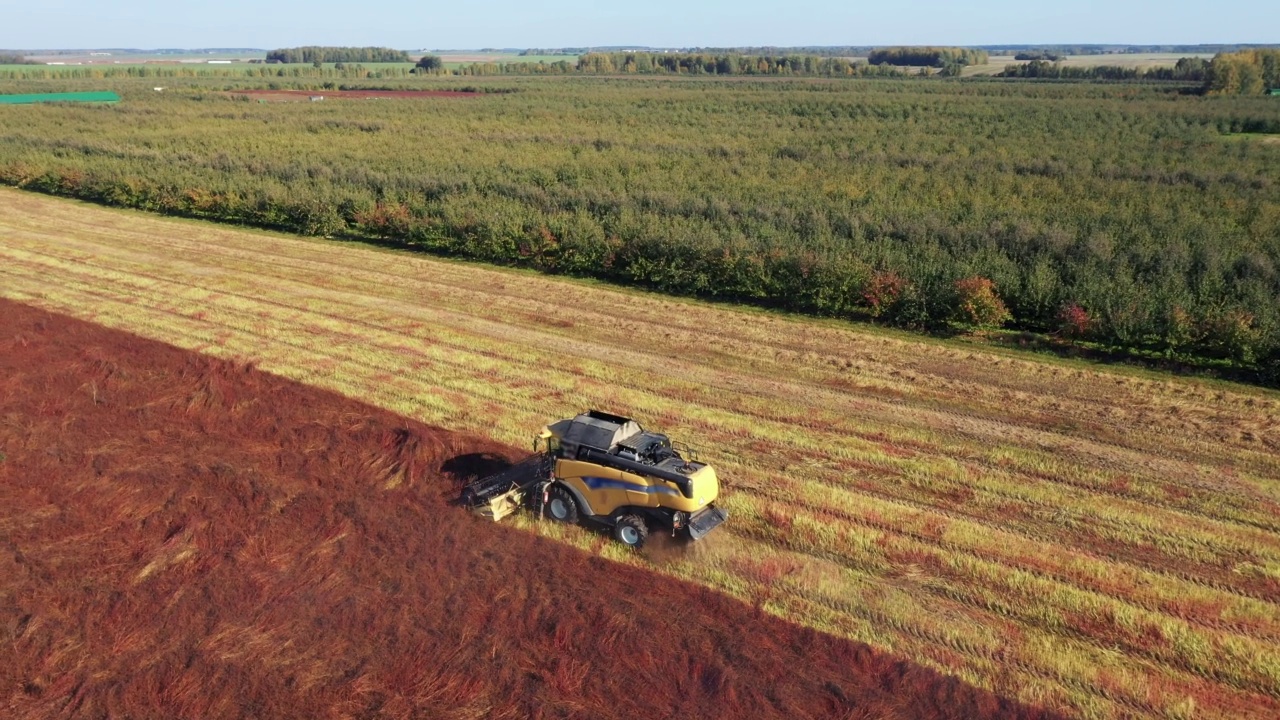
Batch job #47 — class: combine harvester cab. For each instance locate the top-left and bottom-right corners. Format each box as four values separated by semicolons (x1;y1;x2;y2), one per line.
462;410;728;548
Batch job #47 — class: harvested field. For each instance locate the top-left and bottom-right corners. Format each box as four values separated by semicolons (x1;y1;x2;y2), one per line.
228;89;481;102
0;299;1055;719
962;53;1214;76
1;189;1279;718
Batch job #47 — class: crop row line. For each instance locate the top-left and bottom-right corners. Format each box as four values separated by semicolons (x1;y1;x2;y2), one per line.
31;238;1272;546
773;447;1280;607
729;516;1280;706
4;257;1272;607
754;557;1176;719
743;485;1280;642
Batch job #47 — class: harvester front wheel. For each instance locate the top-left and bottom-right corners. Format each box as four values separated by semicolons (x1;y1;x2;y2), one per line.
543;485;579;524
613;515;648;549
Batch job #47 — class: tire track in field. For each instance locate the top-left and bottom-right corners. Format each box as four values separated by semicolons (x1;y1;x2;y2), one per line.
8;262;1279;655
6;249;1278;581
10;243;1277;579
8;234;1274;541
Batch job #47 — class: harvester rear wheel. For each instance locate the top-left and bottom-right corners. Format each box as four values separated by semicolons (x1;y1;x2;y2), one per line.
613;515;648;549
544;485;578;524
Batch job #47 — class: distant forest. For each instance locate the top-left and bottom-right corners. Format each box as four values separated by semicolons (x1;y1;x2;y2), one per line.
866;47;989;68
266;47;410;64
518;44;1280;58
999;57;1211;82
983;44;1280;55
458;52;909;77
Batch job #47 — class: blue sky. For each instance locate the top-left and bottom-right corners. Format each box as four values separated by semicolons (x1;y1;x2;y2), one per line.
3;0;1273;50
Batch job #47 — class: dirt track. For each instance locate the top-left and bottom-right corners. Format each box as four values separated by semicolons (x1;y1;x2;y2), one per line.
0;299;1056;719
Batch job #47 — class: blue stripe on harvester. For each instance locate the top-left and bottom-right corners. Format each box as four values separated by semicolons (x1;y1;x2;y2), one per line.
580;476;681;496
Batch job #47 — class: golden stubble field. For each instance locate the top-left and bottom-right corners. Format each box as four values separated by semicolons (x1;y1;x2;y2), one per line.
2;188;1278;719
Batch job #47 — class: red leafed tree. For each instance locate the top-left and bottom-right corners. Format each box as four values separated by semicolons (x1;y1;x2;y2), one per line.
953;276;1011;328
1058;302;1092;339
862;270;906;318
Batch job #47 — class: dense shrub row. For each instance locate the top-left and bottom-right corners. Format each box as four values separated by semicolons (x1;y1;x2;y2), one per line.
0;76;1277;381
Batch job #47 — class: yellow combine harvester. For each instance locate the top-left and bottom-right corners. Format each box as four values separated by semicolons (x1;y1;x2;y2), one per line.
461;410;728;548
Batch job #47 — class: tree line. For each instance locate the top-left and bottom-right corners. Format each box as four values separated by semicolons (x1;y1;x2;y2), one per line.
998;61;1162;81
575;52;907;76
694;46;881;57
449;53;909;77
514;44;1280;58
867;47;989;67
265;47;410;64
985;44;1280;56
999;57;1212;82
1205;49;1280;95
0;57;909;81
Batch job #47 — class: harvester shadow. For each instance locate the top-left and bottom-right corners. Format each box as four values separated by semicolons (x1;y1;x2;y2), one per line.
439;452;513;506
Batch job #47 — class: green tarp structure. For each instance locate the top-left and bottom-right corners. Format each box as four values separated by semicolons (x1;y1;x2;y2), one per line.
1271;88;1280;96
0;91;121;105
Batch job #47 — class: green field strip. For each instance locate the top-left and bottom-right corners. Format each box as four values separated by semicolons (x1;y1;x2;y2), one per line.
672;529;1168;719
0;91;121;104
745;442;1280;604
742;550;1253;719
4;196;1262;428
